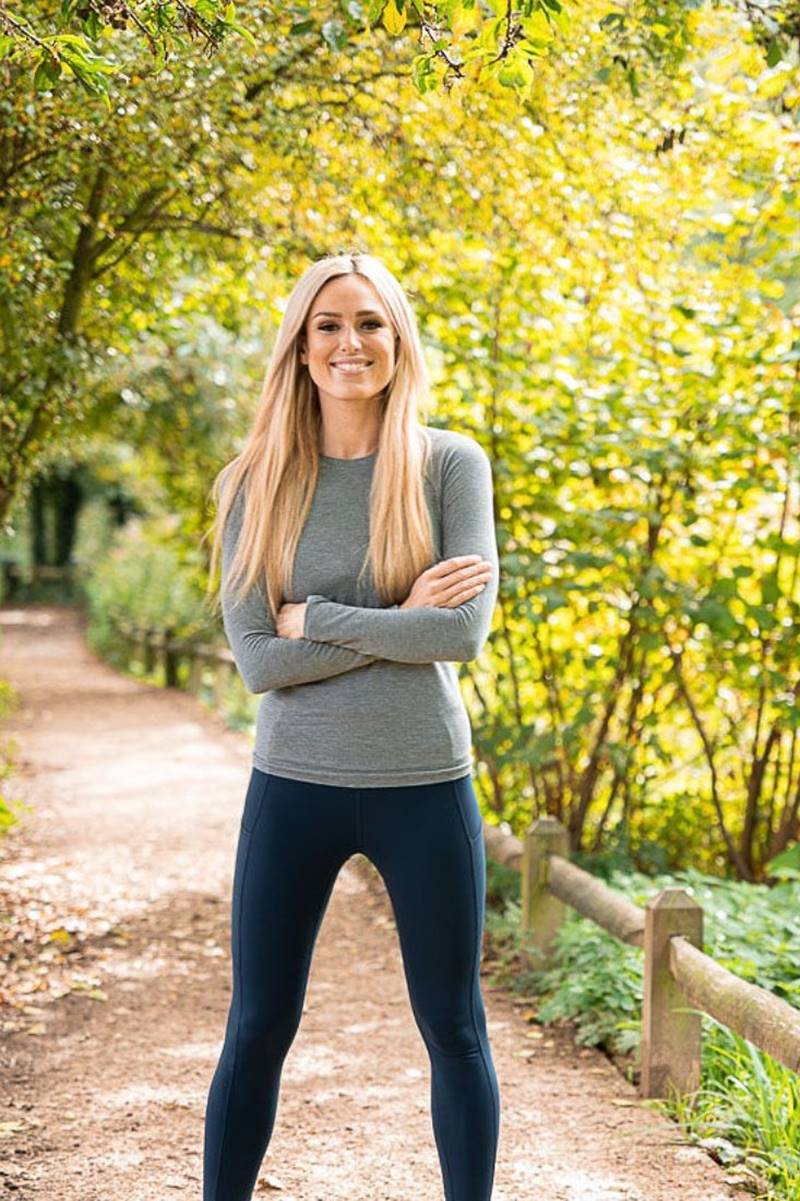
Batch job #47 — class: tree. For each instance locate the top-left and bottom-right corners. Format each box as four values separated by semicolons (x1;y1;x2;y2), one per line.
0;10;385;519
7;1;798;104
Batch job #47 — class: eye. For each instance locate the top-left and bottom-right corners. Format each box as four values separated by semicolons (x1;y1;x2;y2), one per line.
317;320;382;331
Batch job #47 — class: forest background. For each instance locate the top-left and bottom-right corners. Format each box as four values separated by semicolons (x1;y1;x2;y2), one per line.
1;3;799;1195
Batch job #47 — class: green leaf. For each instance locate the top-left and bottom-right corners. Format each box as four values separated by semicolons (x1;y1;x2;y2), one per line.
764;844;800;881
81;10;101;40
226;20;257;45
766;39;782;68
53;33;94;46
32;56;61;91
693;599;739;637
411;51;437;93
761;570;780;605
498;57;535;88
708;577;739;600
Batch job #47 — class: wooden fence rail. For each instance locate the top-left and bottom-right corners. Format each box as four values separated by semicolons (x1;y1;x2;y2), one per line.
487;816;800;1101
111;619;246;712
107;617;800;1103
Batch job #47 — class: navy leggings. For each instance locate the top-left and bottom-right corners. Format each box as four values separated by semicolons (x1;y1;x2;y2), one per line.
203;768;500;1200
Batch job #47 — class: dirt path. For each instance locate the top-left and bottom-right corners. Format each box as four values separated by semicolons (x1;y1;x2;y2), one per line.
0;603;746;1201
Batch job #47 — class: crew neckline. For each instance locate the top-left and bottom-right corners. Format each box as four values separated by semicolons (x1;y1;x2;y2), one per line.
319;450;377;463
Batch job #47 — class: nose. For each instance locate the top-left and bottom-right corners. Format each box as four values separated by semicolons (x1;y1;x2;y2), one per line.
338;324;364;352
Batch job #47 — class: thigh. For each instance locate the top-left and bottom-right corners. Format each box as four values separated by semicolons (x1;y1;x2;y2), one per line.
360;774;486;1031
230;770;356;1023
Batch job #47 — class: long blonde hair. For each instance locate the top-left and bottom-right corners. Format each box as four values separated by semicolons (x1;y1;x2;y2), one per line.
204;252;437;621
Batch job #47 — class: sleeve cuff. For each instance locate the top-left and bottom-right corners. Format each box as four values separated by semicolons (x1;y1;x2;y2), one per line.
304;595;401;642
304;595;330;639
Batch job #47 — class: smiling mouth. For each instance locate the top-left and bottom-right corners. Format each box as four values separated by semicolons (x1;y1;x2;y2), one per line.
331;361;373;373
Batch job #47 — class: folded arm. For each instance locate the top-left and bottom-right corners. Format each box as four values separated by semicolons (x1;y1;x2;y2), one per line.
303;436;499;664
220;481;380;693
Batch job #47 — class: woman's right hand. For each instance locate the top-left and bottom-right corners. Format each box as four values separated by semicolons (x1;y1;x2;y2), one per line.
400;555;493;610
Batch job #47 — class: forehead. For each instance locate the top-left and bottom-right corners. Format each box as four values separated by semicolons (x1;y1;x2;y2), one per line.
308;274;389;319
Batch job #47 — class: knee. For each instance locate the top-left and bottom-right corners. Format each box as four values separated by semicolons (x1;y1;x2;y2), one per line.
417;1010;484;1058
234;1008;300;1065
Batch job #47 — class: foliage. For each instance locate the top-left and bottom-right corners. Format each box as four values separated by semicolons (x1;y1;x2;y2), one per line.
676;1018;800;1201
0;675;21;835
2;0;798;882
484;862;800;1199
82;512;215;667
0;0;255;102
87;313;260;565
9;0;780;104
0;27;263;517
487;863;800;1049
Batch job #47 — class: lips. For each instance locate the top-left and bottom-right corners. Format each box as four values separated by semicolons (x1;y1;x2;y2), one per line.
331;360;373;373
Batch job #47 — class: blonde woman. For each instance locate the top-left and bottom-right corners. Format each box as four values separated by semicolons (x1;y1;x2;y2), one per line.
203;252;500;1201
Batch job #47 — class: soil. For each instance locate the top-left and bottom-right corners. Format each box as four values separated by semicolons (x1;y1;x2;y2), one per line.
0;603;750;1200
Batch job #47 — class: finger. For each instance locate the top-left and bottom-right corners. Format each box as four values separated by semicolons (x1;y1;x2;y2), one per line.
431;561;489;585
438;567;490;598
439;581;486;606
430;555;482;576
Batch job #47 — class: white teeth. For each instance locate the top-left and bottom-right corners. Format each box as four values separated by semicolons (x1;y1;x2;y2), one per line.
332;362;371;373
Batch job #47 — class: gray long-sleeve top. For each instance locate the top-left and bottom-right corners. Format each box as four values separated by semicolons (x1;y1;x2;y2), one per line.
220;425;499;787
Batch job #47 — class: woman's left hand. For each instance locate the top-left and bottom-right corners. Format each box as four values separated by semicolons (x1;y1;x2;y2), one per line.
275;602;308;639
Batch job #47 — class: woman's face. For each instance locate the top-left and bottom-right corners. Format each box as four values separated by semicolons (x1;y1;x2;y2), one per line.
299;274;398;404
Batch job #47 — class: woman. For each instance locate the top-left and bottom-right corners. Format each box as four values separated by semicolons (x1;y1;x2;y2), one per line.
203;251;500;1201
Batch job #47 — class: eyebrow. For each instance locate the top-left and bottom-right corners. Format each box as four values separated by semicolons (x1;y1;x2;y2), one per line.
311;309;384;318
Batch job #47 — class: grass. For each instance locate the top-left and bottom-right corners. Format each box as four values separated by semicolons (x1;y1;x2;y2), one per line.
483;853;800;1201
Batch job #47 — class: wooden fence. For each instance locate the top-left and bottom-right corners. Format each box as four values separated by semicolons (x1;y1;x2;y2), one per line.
485;817;800;1100
104;616;800;1104
0;561;80;599
111;619;247;714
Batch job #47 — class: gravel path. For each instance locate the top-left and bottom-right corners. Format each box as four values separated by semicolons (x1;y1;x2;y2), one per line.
0;603;746;1200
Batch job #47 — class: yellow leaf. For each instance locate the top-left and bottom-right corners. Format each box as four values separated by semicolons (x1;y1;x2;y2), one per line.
522;11;553;41
452;3;480;41
705;48;741;85
756;71;790;100
88;988;108;1002
382;0;406;35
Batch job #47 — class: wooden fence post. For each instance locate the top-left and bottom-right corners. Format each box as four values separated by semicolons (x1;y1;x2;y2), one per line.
135;626;148;674
187;651;205;697
520;816;570;971
641;888;703;1100
162;627;179;688
142;628;156;675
